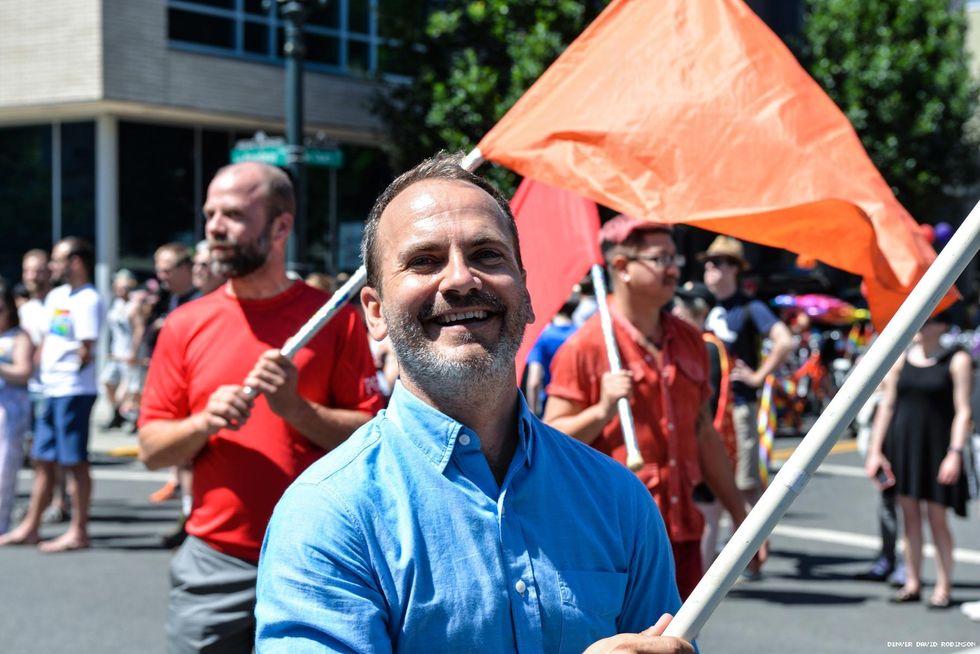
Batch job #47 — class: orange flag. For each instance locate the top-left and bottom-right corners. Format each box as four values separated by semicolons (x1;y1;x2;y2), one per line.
477;0;952;329
510;177;601;378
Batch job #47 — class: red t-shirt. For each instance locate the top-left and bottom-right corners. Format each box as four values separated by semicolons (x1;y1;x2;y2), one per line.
140;282;383;561
547;309;711;544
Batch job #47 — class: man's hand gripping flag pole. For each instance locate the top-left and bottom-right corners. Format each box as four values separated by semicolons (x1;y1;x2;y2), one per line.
241;266;367;399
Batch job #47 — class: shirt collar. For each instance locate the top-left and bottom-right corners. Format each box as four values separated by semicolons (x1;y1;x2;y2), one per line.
385;382;536;473
609;306;679;349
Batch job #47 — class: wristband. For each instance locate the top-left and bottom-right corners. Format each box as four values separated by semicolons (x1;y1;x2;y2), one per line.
947;446;962;455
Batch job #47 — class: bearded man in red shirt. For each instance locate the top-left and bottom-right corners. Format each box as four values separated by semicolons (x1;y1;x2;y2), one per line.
138;162;383;652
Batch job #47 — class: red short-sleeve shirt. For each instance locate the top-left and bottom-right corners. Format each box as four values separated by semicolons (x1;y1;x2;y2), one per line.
548;309;711;544
140;282;383;561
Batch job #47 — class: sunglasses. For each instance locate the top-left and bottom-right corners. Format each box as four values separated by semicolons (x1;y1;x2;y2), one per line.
705;256;741;268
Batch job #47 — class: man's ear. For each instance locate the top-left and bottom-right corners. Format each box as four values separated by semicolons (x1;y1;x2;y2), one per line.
360;285;389;341
272;213;293;243
610;255;630;283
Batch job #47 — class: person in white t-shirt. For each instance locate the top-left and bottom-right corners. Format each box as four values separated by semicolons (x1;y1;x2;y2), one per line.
0;237;104;552
18;248;73;525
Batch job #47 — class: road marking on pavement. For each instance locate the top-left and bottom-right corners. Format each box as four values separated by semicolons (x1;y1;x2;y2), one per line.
17;468;170;482
771;461;866;478
772;524;980;566
772;438;858;463
768;461;980;566
814;463;866;478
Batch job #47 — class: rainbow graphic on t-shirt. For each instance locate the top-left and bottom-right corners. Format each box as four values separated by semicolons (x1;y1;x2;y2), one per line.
50;309;73;338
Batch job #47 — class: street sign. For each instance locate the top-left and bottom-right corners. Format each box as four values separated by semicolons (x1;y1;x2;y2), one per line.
231;145;288;166
306;148;344;168
231;143;344;168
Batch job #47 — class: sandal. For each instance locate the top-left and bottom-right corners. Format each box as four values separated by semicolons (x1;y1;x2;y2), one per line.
890;587;921;603
927;593;951;610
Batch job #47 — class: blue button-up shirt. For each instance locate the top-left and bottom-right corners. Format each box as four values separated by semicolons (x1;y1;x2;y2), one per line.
256;383;681;653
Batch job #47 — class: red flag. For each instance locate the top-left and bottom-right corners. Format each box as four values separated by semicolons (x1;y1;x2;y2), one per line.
478;0;953;330
511;178;601;378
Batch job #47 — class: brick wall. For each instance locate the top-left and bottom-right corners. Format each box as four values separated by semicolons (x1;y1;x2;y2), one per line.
0;0;103;106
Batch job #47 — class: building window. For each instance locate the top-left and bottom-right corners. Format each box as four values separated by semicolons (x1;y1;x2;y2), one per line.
60;122;96;245
167;0;379;75
118;122;197;271
0;125;53;282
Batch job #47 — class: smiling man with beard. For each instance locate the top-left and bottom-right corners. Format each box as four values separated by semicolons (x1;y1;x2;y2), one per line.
255;153;693;654
138;162;383;653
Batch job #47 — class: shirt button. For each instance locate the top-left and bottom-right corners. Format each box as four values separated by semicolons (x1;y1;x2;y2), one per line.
458;433;471;446
667;422;675;431
670;496;679;504
515;580;527;595
669;459;676;467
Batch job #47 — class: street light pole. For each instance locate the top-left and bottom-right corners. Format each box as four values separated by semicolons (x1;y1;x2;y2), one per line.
278;0;318;274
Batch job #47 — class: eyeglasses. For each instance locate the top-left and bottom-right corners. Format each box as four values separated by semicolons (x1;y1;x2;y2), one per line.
628;253;685;268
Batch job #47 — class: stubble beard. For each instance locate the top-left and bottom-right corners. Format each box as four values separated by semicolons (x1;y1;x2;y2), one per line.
211;221;273;279
383;289;532;401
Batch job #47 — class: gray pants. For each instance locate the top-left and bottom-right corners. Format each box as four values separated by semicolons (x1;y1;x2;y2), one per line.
732;402;761;491
167;535;257;654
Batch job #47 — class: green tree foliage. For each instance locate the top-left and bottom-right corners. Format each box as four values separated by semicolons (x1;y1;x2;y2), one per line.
374;0;607;193
798;0;978;222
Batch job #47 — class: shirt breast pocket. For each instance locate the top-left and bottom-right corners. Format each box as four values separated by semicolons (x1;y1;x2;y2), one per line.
674;355;706;386
557;569;628;654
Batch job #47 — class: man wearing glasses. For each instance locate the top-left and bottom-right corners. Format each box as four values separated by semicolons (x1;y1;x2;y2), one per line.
545;215;753;599
700;236;792;555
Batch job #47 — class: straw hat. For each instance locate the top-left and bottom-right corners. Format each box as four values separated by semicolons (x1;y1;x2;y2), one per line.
697;235;749;271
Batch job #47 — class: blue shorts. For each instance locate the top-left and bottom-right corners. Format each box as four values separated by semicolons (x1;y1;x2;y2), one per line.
31;395;97;466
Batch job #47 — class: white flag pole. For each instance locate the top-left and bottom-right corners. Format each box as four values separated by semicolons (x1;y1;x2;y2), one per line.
590;264;645;470
664;198;980;640
280;266;368;358
242;266;368;397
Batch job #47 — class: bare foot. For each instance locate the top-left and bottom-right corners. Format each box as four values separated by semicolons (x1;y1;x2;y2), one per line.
38;531;89;553
0;527;40;546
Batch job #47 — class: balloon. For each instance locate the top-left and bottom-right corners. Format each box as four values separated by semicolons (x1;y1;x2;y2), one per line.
918;223;935;244
934;222;953;245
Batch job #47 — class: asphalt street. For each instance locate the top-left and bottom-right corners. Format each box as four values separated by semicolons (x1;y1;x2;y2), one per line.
2;434;979;653
696;445;980;654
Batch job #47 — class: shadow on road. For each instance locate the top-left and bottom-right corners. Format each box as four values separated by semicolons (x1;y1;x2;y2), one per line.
764;548;869;581
87;533;175;551
728;586;870;606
